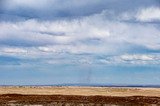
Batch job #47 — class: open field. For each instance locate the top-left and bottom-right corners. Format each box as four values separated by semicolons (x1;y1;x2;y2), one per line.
0;86;160;106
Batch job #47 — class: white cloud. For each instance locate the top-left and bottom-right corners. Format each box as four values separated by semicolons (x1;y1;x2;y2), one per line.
1;47;27;54
119;54;160;65
118;6;160;23
0;13;160;55
136;7;160;22
1;13;159;49
99;54;160;65
0;10;160;66
120;54;154;61
0;17;112;47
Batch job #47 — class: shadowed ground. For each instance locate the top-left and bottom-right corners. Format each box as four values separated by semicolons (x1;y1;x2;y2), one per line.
0;94;160;106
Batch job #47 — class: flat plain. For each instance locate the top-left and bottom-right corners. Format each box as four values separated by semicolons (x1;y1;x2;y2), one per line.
0;86;160;106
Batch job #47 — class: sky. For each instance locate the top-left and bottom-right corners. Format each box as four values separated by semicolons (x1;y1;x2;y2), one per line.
0;0;160;85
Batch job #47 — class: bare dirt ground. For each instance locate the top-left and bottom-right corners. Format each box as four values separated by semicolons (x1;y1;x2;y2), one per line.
0;86;160;106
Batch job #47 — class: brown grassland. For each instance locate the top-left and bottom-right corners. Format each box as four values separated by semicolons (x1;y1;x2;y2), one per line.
0;86;160;106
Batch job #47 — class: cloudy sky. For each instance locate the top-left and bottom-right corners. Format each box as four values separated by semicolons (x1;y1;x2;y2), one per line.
0;0;160;85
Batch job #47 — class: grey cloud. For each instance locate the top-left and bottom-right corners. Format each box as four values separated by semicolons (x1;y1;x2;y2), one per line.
1;0;159;21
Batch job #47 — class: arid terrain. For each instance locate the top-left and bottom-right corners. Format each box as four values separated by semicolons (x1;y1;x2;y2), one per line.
0;86;160;106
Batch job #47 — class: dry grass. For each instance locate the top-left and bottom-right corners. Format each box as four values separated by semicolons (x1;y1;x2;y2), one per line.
0;86;160;97
0;86;160;105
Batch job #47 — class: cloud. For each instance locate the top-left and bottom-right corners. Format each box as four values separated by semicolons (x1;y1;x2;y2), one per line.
1;47;27;54
119;54;160;65
99;54;160;65
1;0;159;20
120;54;154;61
0;17;111;47
117;6;160;23
1;0;160;86
0;11;160;56
136;7;160;22
0;2;160;67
